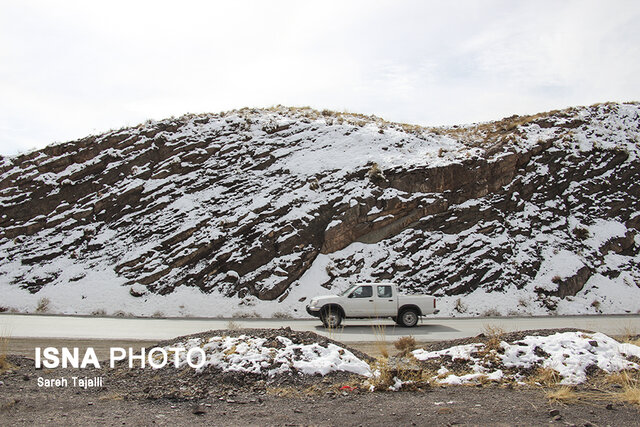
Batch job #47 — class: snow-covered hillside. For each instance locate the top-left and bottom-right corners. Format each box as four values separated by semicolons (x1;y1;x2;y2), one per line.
0;103;639;317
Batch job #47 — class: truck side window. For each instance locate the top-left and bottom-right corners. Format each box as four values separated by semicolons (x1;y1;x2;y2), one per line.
377;285;392;298
351;285;372;298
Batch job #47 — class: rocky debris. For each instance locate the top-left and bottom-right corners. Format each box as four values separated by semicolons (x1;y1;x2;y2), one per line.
0;103;639;316
109;328;372;400
409;329;640;386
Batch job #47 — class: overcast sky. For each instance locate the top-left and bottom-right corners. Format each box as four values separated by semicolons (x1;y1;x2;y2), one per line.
1;0;639;156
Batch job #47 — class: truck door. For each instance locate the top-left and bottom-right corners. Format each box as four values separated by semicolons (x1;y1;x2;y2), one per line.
373;285;397;316
345;285;374;316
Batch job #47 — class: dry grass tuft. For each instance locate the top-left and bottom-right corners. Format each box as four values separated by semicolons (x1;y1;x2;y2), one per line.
546;386;579;404
617;325;640;346
617;384;640;407
0;328;15;373
605;371;635;386
478;324;505;361
98;392;124;401
365;353;431;392
372;324;389;359
530;367;561;386
606;371;640;407
366;358;396;391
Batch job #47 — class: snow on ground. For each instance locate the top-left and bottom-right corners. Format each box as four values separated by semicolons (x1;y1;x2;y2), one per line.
413;331;640;385
160;334;372;377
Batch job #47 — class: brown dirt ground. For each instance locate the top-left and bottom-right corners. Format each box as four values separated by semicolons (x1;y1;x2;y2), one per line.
1;328;639;426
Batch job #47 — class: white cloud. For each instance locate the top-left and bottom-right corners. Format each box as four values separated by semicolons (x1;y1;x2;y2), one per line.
1;0;640;155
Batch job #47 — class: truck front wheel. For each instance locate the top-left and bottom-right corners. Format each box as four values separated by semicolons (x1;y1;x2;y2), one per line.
321;308;343;329
399;309;419;327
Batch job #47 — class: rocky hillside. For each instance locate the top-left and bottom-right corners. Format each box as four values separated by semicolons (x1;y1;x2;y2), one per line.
1;103;639;317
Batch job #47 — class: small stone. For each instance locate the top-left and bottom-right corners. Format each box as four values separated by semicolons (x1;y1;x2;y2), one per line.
0;381;4;386
87;402;94;406
584;423;594;427
554;415;562;421
588;340;598;347
606;403;614;410
192;404;207;415
549;409;560;417
293;409;303;413
22;375;29;381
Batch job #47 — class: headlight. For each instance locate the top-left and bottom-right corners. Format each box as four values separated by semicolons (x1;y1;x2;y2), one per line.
309;299;318;307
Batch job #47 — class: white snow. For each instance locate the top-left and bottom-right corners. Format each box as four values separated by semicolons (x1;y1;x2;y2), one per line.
162;334;372;377
413;331;640;385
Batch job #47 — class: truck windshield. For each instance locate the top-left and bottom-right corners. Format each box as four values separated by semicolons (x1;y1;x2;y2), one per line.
338;286;357;296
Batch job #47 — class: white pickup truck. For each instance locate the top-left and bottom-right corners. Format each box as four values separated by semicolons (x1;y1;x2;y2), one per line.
306;283;439;328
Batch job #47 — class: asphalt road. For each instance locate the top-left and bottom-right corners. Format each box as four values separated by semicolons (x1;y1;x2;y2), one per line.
2;313;639;343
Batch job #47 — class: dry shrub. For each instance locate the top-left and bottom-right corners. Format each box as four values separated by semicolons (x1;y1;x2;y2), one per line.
272;312;292;319
546;386;579;404
367;163;385;182
454;298;467;313
482;308;501;317
366;358;426;391
226;320;241;330
367;359;395;391
35;297;50;313
394;336;416;355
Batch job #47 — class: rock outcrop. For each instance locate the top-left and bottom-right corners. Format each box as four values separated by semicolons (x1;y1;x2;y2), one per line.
0;103;639;316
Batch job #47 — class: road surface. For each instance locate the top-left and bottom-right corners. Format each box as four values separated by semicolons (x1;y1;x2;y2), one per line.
2;313;638;343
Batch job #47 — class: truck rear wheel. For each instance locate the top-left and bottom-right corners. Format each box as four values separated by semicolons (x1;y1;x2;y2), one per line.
321;308;343;329
399;308;419;327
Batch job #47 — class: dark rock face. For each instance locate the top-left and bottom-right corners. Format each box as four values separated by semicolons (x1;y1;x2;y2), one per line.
0;103;639;314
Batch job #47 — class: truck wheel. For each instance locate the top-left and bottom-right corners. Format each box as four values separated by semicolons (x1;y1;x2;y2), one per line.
321;308;343;329
399;309;419;327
